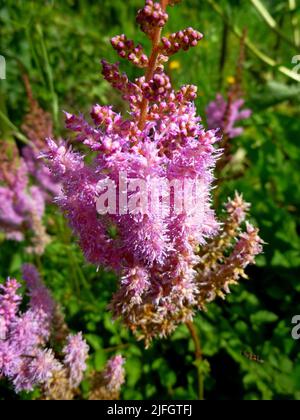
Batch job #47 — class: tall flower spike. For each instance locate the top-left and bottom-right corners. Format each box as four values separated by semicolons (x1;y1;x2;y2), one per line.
103;355;126;392
25;349;62;389
206;30;251;142
22;75;53;150
21;74;61;199
45;0;262;346
89;355;126;400
22;263;55;323
0;279;22;337
44;0;220;345
0;145;50;255
196;194;263;307
63;332;89;388
0;271;89;397
206;94;252;139
0;140;19;185
42;368;74;400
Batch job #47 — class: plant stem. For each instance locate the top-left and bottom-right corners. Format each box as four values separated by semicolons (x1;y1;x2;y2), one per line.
207;0;300;82
289;0;300;47
57;214;98;305
250;0;298;50
0;110;33;146
0;87;10;139
36;24;59;130
103;343;129;353
218;22;229;90
186;320;204;401
138;0;168;130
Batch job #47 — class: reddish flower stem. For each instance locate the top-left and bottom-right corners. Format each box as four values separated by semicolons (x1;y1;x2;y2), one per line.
138;0;169;130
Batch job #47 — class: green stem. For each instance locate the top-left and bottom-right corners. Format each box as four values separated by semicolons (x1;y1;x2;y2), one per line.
207;0;300;82
186;321;204;401
57;214;97;305
0;110;33;145
34;254;44;275
289;0;300;47
0;87;10;139
250;0;298;50
218;22;229;90
56;215;81;297
36;24;59;129
26;27;47;87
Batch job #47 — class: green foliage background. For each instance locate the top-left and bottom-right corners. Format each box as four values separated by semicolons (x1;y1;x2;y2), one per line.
0;0;300;400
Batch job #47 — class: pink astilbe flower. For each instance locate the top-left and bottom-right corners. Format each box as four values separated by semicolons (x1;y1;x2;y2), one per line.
43;1;216;341
0;269;89;396
206;29;251;147
89;354;126;400
111;267;151;311
23;147;61;198
206;94;252;139
44;0;262;346
0;279;22;337
200;222;264;302
63;333;89;388
22;263;55;323
0;278;56;392
196;193;264;306
21;74;61;199
225;191;251;225
9;308;50;349
13;349;62;394
232;222;264;267
103;355;126;392
0;151;50;255
27;349;62;386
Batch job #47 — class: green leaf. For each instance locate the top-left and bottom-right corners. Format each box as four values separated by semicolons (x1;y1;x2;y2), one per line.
250;311;279;325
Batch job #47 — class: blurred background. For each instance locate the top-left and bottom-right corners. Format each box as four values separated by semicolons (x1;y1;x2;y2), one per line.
0;0;300;400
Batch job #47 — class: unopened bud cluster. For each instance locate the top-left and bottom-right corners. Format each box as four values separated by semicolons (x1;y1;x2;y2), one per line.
142;69;172;101
176;85;198;103
136;0;169;38
101;60;142;108
111;35;149;68
161;28;203;56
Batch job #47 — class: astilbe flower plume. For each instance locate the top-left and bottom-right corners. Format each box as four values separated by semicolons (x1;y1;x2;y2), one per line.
206;30;252;176
89;355;125;400
206;94;252;139
196;192;264;306
206;31;251;141
44;0;262;346
21;75;61;199
0;141;50;254
0;277;56;392
0;267;89;398
22;264;55;324
63;332;89;388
